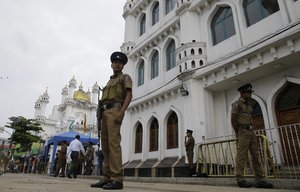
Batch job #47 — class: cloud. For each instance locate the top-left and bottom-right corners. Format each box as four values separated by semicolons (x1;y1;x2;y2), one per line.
0;0;125;125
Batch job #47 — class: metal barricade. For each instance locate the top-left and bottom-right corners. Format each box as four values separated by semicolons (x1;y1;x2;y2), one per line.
196;135;277;178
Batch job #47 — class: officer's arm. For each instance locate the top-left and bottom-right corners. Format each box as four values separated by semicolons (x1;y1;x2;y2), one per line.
231;113;238;134
120;88;132;114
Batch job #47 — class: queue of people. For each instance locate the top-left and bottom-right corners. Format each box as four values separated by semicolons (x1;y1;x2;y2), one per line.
50;136;102;178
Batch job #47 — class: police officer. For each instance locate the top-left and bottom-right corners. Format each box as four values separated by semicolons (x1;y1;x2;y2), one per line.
185;129;195;176
84;142;94;175
52;152;59;175
54;140;67;177
231;83;273;188
91;51;132;190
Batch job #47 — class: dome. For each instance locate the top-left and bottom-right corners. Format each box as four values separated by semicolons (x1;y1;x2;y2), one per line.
73;89;91;103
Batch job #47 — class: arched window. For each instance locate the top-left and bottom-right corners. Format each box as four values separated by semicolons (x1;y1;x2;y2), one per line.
166;40;176;71
198;48;203;55
165;0;175;15
138;61;145;86
191;60;195;68
151;51;159;79
135;123;143;153
167;111;178;149
150;118;159;151
243;0;279;27
211;6;236;45
152;2;159;26
191;49;195;55
276;83;300;111
140;14;146;36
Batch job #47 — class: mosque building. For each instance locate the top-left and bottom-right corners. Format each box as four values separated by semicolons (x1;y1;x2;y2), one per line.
34;76;99;140
119;0;300;177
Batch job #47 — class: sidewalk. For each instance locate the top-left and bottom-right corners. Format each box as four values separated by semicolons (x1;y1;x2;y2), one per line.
0;173;299;192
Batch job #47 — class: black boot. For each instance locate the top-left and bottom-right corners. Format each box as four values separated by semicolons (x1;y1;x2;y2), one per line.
254;181;273;188
90;180;110;188
102;181;123;190
238;180;253;188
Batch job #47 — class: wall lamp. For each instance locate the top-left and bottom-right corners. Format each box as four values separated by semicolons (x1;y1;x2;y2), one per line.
180;83;189;96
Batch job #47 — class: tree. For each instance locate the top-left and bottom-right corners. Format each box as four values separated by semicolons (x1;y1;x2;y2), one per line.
5;116;44;152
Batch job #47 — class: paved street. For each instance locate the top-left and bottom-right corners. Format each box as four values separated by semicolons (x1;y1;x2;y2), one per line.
0;173;299;192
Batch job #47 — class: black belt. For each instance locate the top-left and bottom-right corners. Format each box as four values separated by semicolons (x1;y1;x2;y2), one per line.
101;103;121;110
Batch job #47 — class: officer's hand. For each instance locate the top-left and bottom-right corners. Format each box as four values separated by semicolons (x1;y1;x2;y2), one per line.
115;111;124;124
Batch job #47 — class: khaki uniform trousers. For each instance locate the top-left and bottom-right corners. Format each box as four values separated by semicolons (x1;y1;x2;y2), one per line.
235;128;263;182
54;157;66;176
186;150;194;170
101;107;123;183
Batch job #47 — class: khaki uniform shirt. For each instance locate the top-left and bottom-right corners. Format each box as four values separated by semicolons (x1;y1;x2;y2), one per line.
102;72;132;103
185;135;195;151
232;97;257;126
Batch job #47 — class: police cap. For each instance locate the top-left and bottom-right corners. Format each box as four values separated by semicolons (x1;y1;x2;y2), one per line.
110;51;128;65
237;83;254;93
186;129;193;133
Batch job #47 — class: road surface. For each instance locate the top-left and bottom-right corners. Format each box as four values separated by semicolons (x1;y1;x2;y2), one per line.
0;173;298;192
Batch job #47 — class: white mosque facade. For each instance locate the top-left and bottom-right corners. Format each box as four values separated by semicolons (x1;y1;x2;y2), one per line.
119;0;300;177
34;77;99;140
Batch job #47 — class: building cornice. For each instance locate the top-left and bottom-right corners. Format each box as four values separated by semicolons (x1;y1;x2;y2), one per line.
193;22;300;90
128;84;183;114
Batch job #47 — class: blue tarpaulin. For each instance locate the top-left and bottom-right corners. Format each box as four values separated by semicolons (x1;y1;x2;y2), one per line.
45;131;98;174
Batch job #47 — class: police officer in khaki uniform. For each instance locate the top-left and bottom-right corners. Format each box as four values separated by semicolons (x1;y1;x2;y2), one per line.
54;140;67;177
231;83;273;188
91;51;132;190
185;129;195;176
84;142;94;175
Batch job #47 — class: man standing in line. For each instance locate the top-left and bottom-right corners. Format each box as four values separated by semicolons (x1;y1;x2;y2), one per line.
54;140;67;177
185;129;195;176
91;51;132;190
84;142;95;175
231;83;273;188
52;152;59;175
67;135;85;179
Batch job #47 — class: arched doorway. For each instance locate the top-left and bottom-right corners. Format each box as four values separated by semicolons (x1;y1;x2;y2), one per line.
252;102;266;134
275;82;300;165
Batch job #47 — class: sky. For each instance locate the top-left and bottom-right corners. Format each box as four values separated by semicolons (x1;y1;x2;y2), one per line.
0;0;126;126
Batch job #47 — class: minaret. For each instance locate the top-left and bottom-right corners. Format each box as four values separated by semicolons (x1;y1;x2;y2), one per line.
121;0;136;54
68;76;77;99
79;82;83;90
61;85;68;104
34;88;50;119
92;82;100;104
86;88;91;99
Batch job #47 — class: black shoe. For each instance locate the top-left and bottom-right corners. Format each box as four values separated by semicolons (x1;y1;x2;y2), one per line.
255;181;273;188
59;175;65;178
67;174;72;179
102;181;123;190
90;181;109;188
238;180;253;188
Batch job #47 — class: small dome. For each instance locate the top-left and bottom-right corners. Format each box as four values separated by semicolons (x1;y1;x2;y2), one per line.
73;89;91;103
